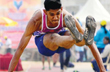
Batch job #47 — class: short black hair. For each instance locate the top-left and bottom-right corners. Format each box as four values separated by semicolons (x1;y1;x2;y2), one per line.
44;0;62;11
104;36;110;43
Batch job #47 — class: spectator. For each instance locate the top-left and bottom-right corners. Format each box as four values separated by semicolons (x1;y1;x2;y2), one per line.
59;28;74;72
0;39;3;49
75;45;84;62
41;55;51;70
4;36;12;53
91;36;110;72
52;53;59;67
83;45;88;61
60;49;71;72
94;20;110;53
75;18;84;62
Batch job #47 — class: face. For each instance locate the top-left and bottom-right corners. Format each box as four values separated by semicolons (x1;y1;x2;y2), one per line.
103;38;109;44
44;7;62;24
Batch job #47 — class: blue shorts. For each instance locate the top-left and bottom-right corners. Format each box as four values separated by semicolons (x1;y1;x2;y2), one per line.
35;30;67;56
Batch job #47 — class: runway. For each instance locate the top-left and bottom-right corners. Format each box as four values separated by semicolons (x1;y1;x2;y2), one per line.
22;61;95;72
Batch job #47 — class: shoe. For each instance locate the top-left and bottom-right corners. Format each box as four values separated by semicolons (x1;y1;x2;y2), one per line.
49;66;51;70
42;67;45;70
60;70;64;72
84;16;96;45
64;65;67;70
53;62;56;67
73;70;79;72
64;15;83;43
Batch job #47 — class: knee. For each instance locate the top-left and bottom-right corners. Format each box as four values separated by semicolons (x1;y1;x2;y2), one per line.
51;33;60;39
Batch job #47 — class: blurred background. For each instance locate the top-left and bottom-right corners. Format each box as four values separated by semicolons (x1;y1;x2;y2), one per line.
0;0;110;72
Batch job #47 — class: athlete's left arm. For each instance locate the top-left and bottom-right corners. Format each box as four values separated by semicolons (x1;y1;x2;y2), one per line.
63;9;84;34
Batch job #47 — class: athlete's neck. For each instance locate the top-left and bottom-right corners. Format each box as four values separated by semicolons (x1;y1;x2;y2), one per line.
47;19;59;28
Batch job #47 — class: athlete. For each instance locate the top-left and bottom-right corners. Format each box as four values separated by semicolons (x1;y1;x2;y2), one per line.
8;0;106;72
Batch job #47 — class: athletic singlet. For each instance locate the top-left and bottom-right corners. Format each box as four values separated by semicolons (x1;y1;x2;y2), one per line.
33;9;63;36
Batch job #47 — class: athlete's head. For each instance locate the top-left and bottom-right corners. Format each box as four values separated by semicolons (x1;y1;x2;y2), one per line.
44;0;62;24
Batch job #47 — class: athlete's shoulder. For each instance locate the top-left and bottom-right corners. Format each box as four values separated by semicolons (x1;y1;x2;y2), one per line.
31;9;42;22
26;9;42;32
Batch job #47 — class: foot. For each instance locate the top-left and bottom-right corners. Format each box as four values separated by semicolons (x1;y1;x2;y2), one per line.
49;66;51;70
73;70;79;72
53;62;56;67
64;65;67;70
84;16;96;45
60;70;64;72
64;15;83;43
42;67;45;70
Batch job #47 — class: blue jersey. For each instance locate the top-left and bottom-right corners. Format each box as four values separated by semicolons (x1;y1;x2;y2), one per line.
94;27;110;48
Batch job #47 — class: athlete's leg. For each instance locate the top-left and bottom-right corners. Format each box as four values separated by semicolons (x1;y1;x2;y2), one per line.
43;33;75;50
43;32;86;51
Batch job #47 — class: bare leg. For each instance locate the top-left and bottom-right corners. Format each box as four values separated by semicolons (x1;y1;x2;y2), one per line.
47;57;51;70
44;33;85;51
52;53;59;66
42;55;45;70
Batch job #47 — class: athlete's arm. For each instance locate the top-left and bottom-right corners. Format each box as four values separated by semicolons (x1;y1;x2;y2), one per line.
8;10;42;72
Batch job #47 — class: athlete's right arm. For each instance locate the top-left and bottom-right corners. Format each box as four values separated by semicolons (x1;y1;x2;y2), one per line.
8;10;42;72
